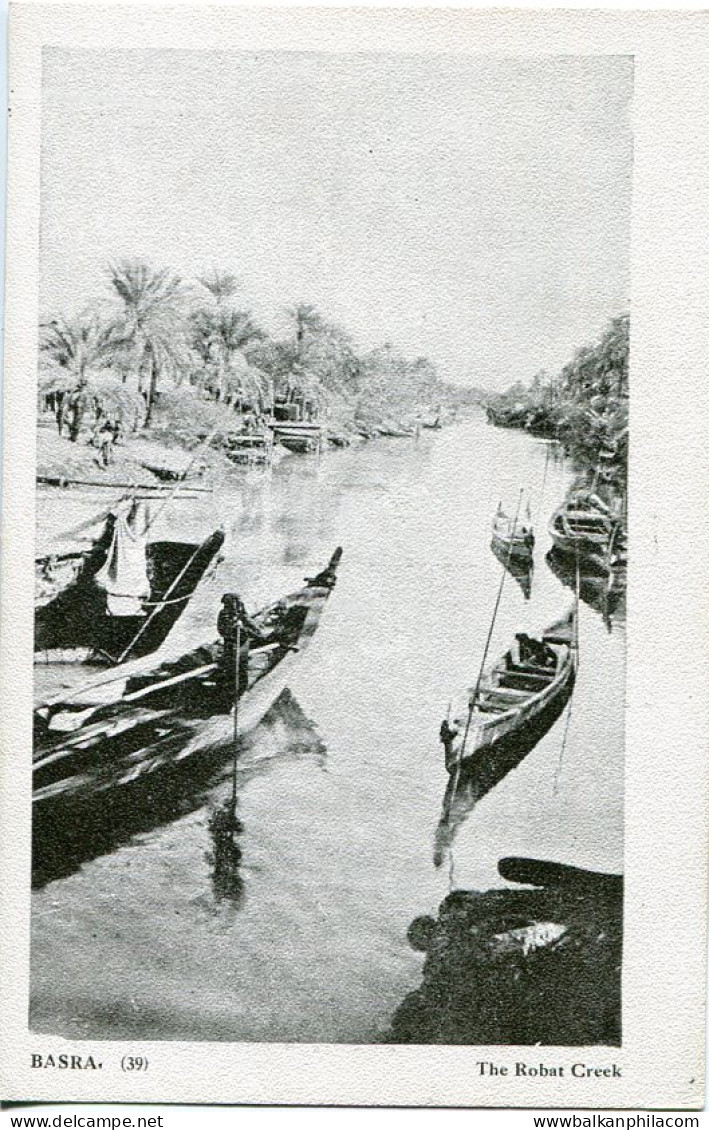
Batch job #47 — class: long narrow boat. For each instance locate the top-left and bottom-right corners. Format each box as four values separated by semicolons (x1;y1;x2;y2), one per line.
549;490;623;573
377;425;415;438
490;539;533;600
440;609;576;775
35;511;224;665
491;501;534;563
32;547;342;808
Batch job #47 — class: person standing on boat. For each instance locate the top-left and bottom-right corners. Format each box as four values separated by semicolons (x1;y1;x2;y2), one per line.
217;594;268;704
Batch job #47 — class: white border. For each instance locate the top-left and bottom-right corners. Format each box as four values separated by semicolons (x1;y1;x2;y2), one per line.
1;4;707;1108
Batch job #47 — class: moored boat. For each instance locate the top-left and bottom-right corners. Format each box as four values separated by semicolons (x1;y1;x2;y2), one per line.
32;547;342;807
278;433;320;454
549;490;624;573
491;501;534;562
35;501;225;665
223;431;281;466
377;425;415;438
440;609;576;775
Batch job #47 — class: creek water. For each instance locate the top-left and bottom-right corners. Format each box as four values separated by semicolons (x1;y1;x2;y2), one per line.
31;411;624;1043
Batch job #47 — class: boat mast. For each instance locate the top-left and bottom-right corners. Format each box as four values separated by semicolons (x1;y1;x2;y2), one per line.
231;620;242;815
456;487;526;768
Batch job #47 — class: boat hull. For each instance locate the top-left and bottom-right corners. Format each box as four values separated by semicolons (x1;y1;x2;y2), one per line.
441;612;576;780
32;549;341;809
491;529;534;563
34;529;225;664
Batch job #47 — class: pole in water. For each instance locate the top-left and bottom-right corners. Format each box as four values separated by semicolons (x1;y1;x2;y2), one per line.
231;619;242;816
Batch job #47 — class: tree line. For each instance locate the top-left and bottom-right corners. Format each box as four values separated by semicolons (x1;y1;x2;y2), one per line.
483;315;629;481
38;260;453;446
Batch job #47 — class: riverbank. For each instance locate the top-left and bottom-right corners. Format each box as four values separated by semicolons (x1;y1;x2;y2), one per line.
36;426;227;488
35;410;447;490
389;858;622;1046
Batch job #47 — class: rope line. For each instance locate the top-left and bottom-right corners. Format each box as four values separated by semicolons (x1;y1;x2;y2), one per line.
445;488;526;890
113;538;217;665
553;542;581;795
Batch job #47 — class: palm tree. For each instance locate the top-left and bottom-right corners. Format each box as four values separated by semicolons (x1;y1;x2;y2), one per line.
199;270;240;306
106;259;190;427
39;312;125;440
191;308;265;403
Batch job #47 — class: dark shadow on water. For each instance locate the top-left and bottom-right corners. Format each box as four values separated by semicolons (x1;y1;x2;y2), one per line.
433;671;575;868
206;797;245;906
32;688;326;890
490;539;533;600
387;858;622;1046
545;548;626;632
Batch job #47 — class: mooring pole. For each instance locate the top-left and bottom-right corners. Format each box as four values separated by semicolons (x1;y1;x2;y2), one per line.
231;619;242;815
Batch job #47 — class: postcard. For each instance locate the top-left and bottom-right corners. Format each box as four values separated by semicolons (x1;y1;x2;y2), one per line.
0;2;707;1108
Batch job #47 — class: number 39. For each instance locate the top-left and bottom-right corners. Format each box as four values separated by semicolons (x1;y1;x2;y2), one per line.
121;1056;148;1072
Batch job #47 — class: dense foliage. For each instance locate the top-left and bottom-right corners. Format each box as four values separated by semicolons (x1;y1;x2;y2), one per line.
38;260;459;447
483;315;629;482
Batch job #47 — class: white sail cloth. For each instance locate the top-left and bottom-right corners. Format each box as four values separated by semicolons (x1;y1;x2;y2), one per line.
95;501;151;617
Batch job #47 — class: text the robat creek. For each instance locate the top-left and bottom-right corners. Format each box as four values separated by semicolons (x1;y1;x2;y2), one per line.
476;1061;622;1078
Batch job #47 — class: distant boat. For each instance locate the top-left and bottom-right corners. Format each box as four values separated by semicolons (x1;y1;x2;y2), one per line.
377;427;414;438
440;609;576;775
223;432;282;466
32;548;343;809
491;501;534;563
35;503;224;665
490;539;533;600
268;418;322;454
279;434;319;453
549;490;624;573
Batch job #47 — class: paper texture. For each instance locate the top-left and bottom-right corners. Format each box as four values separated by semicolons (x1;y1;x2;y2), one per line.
1;2;707;1108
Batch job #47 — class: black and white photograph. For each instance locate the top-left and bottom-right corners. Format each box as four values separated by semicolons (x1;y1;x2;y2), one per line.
29;46;629;1047
1;3;707;1111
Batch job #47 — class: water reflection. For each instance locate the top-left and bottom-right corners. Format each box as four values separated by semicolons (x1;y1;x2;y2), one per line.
32;688;326;889
433;683;574;869
31;415;624;1044
207;798;244;906
546;548;626;631
490;538;533;600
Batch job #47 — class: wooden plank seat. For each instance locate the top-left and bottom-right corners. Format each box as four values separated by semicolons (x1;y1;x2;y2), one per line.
496;670;554;691
505;660;557;678
479;686;531;707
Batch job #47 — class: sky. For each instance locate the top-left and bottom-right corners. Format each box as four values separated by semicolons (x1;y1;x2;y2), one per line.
41;50;632;390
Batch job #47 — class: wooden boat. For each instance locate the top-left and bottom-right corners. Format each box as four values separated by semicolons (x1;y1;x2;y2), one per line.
224;432;280;466
32;547;342;808
279;433;319;454
36;474;212;495
491;502;534;562
377;425;414;438
268;419;322;454
35;509;225;665
549;490;624;573
440;609;576;774
490;539;532;600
